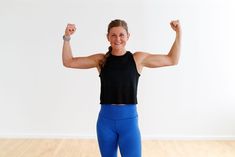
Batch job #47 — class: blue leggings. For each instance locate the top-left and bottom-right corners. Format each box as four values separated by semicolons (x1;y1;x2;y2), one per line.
96;105;141;157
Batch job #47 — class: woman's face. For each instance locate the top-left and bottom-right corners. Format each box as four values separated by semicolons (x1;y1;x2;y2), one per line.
107;26;130;52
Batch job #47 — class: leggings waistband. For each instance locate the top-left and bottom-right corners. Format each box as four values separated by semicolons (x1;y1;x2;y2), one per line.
99;104;138;120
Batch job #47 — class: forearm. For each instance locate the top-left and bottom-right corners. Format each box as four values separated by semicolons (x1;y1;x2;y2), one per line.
62;23;77;67
62;40;73;66
168;32;181;65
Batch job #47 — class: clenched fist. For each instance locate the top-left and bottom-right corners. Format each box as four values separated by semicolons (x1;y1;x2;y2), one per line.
64;23;76;36
170;20;181;33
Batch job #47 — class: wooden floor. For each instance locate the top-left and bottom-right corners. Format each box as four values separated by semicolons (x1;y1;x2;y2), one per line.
0;139;235;157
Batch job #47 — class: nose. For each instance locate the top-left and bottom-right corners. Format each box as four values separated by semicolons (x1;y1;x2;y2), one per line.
115;36;121;42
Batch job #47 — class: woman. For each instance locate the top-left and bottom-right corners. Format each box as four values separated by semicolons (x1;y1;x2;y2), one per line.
62;19;181;157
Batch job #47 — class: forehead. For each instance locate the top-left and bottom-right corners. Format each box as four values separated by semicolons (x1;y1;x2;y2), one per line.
109;26;127;34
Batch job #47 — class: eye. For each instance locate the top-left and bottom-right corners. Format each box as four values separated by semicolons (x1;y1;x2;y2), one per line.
120;34;125;37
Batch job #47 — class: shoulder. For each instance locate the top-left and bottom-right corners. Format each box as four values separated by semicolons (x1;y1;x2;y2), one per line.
89;53;105;61
132;51;151;74
89;53;105;72
133;51;150;63
133;51;149;57
90;53;105;58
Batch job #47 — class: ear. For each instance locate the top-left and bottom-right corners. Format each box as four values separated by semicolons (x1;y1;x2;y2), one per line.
127;33;130;40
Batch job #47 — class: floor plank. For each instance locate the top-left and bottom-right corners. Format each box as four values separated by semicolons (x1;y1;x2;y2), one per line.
0;139;235;157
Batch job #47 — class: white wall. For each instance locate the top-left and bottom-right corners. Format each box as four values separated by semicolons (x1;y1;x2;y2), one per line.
0;0;235;139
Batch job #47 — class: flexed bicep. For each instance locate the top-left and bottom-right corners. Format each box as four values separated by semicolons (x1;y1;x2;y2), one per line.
134;52;173;69
64;54;105;69
142;53;174;68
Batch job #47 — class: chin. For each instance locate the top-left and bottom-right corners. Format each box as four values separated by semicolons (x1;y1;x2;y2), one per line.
113;45;124;49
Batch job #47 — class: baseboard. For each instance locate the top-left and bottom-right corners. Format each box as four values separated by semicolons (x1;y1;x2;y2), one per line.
0;133;96;139
1;133;235;140
141;135;235;140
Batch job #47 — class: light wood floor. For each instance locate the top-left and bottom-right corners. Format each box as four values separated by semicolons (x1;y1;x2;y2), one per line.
0;139;235;157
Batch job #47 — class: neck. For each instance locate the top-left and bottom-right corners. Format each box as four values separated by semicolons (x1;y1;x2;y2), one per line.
111;49;126;56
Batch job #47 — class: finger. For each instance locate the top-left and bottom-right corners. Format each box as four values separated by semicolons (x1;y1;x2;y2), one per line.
174;20;180;26
68;25;76;30
68;29;75;32
170;22;175;28
65;23;76;36
171;21;178;27
67;24;76;29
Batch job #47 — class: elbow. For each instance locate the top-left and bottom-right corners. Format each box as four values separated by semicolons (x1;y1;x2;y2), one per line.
169;59;179;66
63;63;70;68
167;54;180;66
172;60;179;66
62;57;74;68
63;60;71;68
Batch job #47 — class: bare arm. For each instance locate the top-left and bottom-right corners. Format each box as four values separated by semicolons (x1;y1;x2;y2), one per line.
134;20;182;72
62;24;104;71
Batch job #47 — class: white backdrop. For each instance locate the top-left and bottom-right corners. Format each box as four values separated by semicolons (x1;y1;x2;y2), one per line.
0;0;235;139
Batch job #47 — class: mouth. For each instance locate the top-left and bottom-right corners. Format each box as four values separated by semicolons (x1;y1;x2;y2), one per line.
114;43;122;46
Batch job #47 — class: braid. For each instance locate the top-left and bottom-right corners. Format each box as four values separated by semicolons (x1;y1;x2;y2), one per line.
99;46;112;68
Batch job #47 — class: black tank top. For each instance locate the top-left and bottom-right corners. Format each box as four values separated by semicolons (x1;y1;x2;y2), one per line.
99;51;140;104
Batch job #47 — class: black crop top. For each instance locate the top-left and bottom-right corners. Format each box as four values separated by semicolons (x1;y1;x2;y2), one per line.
99;51;140;104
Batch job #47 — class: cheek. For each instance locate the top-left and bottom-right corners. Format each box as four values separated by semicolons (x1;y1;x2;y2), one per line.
107;35;112;42
121;38;128;42
110;39;115;43
108;36;115;42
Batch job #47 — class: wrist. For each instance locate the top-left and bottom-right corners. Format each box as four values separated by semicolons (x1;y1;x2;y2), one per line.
63;35;71;41
176;30;182;38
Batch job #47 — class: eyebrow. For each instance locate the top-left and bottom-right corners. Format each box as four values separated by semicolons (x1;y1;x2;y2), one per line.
111;33;125;35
